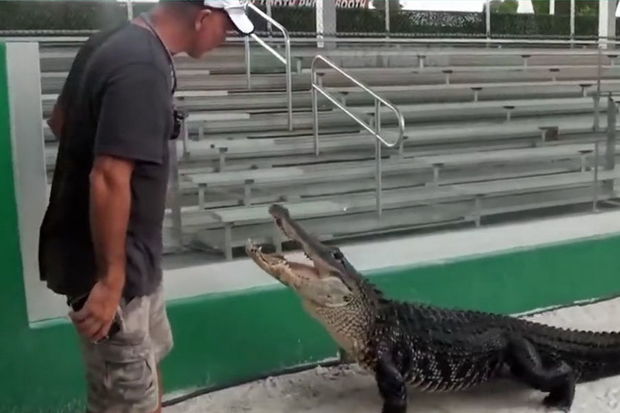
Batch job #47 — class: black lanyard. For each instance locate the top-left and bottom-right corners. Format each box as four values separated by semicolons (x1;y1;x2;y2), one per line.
139;12;178;94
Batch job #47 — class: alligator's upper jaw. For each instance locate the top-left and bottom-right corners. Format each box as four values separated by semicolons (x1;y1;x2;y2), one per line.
268;204;340;275
245;240;323;289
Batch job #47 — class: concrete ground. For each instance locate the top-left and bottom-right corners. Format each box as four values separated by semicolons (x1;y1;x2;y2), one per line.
165;297;620;413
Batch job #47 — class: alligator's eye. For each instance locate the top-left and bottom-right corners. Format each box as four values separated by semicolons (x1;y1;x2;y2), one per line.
332;250;344;260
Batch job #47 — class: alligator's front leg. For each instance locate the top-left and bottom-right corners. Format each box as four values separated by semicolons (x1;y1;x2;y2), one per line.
375;352;408;413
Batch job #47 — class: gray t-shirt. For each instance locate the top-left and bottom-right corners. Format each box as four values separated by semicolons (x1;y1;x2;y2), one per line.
39;22;174;299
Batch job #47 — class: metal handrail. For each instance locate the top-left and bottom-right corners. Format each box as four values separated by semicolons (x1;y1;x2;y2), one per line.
310;55;406;217
244;3;293;131
287;36;619;46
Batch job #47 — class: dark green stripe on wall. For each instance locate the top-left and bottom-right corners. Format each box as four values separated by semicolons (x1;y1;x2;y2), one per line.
2;234;620;411
2;39;620;411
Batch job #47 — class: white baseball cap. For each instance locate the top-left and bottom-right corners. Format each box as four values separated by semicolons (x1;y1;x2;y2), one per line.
203;0;255;35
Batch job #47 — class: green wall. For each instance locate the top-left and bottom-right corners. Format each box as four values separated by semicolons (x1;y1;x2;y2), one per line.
2;41;620;412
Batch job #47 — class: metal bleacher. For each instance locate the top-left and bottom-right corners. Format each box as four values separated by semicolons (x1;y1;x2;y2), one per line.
37;31;620;261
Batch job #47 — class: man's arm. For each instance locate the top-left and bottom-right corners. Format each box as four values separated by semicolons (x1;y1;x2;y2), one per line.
70;62;170;342
71;155;134;342
90;155;133;291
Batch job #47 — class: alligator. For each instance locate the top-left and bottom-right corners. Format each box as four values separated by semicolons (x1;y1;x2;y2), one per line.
245;204;620;413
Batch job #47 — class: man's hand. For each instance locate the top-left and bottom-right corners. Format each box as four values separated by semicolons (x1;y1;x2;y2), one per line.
70;278;123;342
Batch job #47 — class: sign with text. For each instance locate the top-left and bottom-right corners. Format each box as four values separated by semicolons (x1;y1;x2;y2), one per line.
252;0;370;7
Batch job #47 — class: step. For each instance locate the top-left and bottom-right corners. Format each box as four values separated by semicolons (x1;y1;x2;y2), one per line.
185;142;603;190
184;114;601;158
182;96;604;136
186;167;619;258
206;168;619;225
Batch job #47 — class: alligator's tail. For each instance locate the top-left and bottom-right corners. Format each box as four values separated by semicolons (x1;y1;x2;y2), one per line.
520;318;620;382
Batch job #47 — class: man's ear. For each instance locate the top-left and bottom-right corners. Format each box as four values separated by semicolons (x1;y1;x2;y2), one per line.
195;8;213;31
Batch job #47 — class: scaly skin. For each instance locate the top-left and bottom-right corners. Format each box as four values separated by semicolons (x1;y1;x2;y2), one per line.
246;204;620;413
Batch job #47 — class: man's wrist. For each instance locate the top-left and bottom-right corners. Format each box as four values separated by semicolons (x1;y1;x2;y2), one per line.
99;268;125;294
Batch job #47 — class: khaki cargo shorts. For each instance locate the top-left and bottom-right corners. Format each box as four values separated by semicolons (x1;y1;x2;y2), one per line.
77;285;173;413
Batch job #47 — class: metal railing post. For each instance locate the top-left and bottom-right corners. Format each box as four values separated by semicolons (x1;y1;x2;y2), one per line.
570;0;576;46
593;140;600;212
285;36;293;131
485;0;491;39
375;100;383;217
312;70;320;156
594;46;602;131
310;55;405;205
266;0;273;38
385;0;390;37
168;126;184;251
606;94;616;171
126;0;134;20
246;3;293;131
245;35;252;90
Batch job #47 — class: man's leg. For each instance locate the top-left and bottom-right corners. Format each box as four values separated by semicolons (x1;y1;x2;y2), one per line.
149;285;174;413
78;294;160;413
156;368;163;413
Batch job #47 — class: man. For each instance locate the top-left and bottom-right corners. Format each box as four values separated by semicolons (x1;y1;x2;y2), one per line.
38;1;254;412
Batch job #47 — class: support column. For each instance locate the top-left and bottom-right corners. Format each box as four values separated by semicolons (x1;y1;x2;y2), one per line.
4;42;61;322
126;0;133;20
570;0;575;42
385;0;390;36
599;0;617;49
485;0;491;39
549;0;555;15
316;0;336;49
266;0;273;37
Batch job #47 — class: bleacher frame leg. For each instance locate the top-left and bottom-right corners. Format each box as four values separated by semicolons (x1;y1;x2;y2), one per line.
198;184;206;210
296;57;303;74
182;121;190;160
592;141;600;213
273;222;283;254
167;138;184;251
218;148;227;171
374;101;383;218
432;163;442;186
474;195;483;227
521;55;530;68
605;95;616;172
600;95;618;206
312;72;320;157
224;224;233;261
579;151;590;172
243;179;253;206
473;88;480;103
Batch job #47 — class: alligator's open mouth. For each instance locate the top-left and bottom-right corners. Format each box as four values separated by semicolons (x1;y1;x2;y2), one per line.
246;205;360;309
245;204;342;283
245;240;325;285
